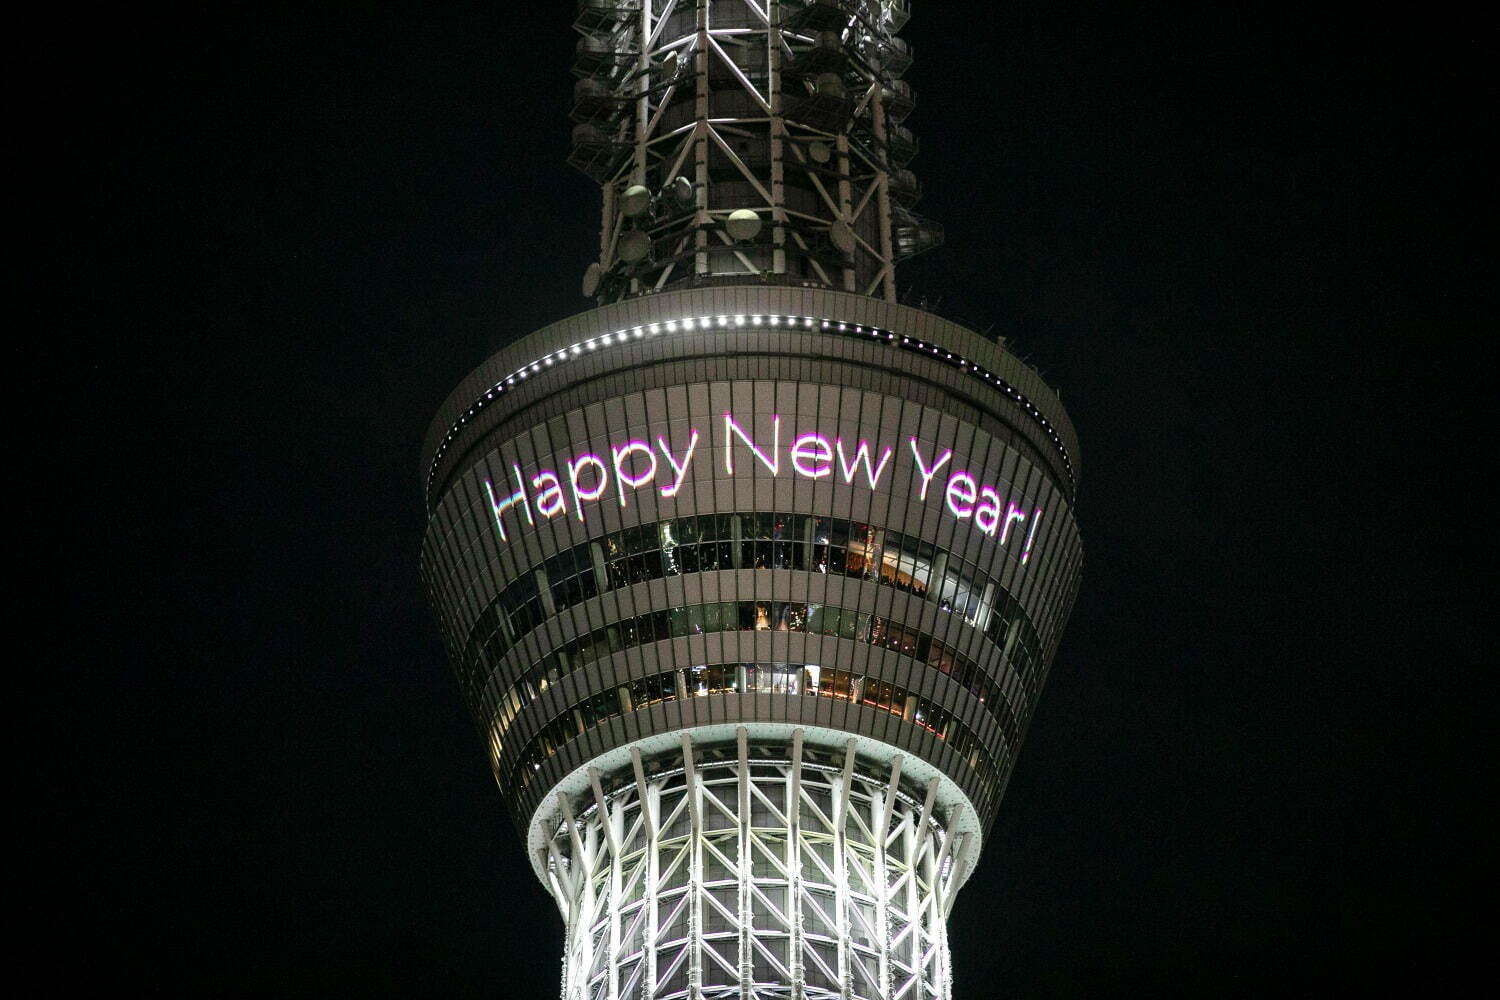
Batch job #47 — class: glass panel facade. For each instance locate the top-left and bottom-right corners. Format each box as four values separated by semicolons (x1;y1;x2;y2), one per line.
458;509;1046;714
485;597;1024;786
506;659;1005;815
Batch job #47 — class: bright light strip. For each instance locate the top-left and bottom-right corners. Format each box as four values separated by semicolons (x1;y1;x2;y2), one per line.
426;312;1075;502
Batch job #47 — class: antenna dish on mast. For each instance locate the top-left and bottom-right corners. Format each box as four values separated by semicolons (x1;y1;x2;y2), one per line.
667;176;694;208
582;261;603;297
618;229;651;263
725;209;762;241
621;184;652;217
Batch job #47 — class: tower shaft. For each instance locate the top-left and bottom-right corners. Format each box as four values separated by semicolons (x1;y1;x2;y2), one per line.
419;6;1083;998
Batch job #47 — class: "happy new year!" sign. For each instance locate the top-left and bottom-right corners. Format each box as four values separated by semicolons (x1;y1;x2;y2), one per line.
485;412;1044;563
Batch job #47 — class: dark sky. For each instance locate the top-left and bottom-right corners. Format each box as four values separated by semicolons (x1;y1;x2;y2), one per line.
38;1;1488;994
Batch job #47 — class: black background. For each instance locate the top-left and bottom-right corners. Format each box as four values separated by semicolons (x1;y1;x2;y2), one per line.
35;1;1488;994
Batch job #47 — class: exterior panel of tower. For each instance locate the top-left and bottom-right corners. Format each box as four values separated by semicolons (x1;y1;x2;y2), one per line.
420;5;1082;998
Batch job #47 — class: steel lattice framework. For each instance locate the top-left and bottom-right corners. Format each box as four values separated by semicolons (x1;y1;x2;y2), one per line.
569;0;940;303
548;731;962;1000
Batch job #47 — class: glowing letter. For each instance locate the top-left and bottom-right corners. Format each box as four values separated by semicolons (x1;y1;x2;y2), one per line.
723;412;780;476
945;473;977;518
611;440;657;506
975;487;1002;536
484;464;534;542
657;430;699;497
1021;508;1043;564
1000;502;1028;544
908;438;952;501
790;433;833;478
567;454;609;521
532;471;566;519
835;438;894;488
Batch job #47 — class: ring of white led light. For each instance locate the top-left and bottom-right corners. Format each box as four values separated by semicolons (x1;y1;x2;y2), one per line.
426;314;1074;504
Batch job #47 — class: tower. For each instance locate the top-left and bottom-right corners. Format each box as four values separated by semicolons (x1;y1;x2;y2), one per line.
419;3;1082;997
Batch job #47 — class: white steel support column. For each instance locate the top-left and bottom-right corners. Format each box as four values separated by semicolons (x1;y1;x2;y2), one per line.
683;735;705;999
788;729;806;1000
835;134;855;292
922;819;941;996
736;728;753;999
833;740;855;1000
910;778;938;998
768;0;786;277
600;183;615;275
631;748;659;1000
931;828;958;998
873;755;901;999
635;1;653;186
869;84;898;302
591;768;623;1000
561;794;594;1000
693;0;711;277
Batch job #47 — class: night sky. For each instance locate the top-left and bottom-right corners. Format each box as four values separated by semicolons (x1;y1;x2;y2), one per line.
40;2;1487;994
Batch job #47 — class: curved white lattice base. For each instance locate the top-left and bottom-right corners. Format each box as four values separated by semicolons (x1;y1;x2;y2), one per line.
542;729;970;1000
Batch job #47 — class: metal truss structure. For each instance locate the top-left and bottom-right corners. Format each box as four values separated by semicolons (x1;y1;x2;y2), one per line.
545;729;965;1000
569;0;942;303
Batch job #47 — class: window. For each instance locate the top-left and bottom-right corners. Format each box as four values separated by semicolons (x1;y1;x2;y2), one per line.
467;510;1039;681
504;657;1007;802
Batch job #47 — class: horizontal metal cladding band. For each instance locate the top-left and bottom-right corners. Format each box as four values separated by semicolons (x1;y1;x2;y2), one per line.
480;598;1029;767
501;662;1005;816
425;313;1075;503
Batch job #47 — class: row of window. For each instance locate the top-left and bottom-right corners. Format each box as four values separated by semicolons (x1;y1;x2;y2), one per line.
485;599;1022;761
498;662;1003;815
459;510;1044;707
